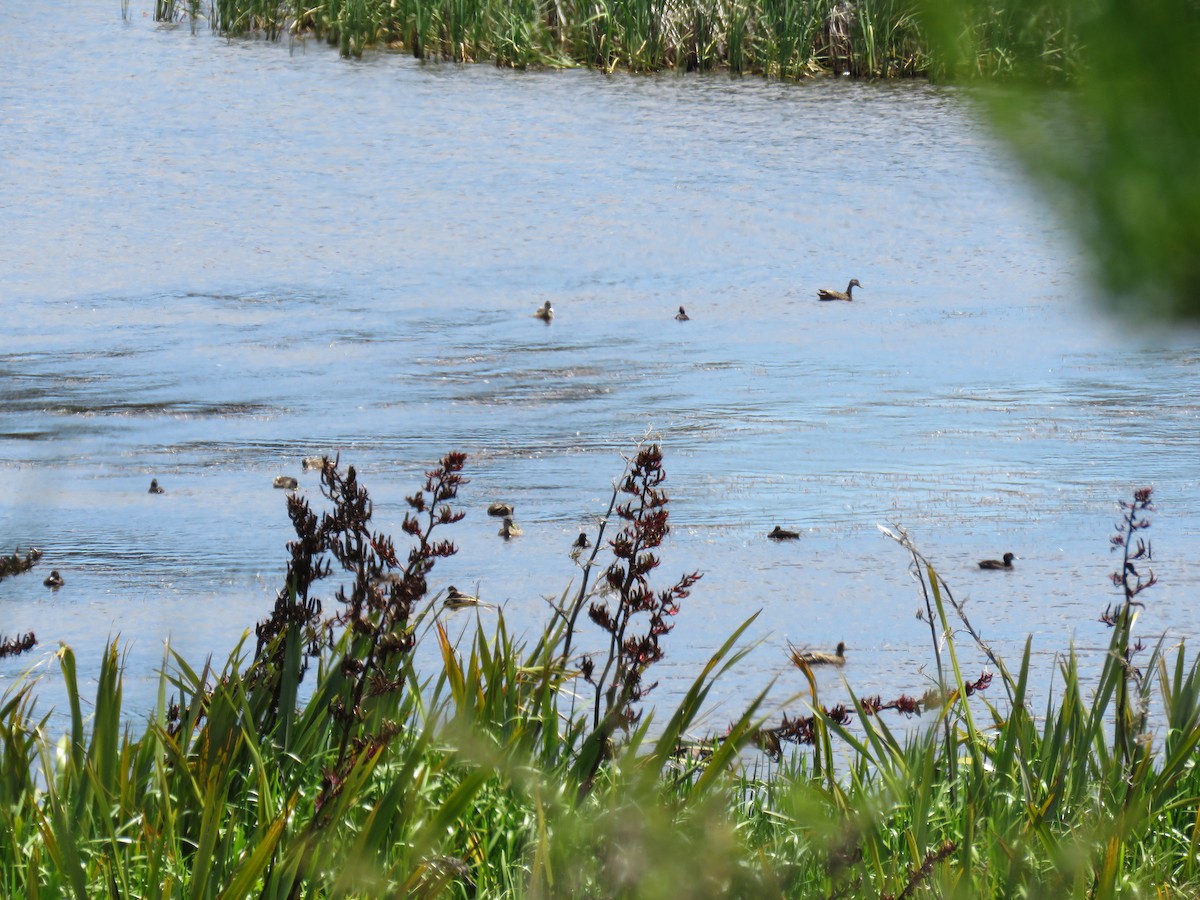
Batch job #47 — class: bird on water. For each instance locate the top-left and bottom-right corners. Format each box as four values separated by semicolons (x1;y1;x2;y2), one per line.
817;279;862;302
148;478;165;494
768;526;800;540
499;516;523;539
487;502;514;518
43;570;64;589
788;641;847;667
534;301;554;321
978;552;1017;570
675;306;690;321
574;532;591;549
443;586;493;610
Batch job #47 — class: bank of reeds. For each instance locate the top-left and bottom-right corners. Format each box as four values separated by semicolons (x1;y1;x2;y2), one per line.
152;0;1086;79
2;454;1198;895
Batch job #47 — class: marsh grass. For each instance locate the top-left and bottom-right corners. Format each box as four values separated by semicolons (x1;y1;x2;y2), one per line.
3;460;1200;895
154;0;1083;79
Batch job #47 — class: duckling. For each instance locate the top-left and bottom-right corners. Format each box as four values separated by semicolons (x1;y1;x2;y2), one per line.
273;475;299;490
443;586;495;610
574;532;591;549
43;570;64;589
817;278;862;302
499;516;523;539
302;456;327;471
978;552;1017;570
533;301;554;321
675;306;690;321
768;526;801;540
487;502;514;518
788;641;846;667
148;478;165;494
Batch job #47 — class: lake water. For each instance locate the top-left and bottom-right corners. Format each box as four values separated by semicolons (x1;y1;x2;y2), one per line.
2;0;1198;735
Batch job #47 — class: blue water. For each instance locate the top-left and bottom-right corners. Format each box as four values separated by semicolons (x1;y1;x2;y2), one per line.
2;0;1198;733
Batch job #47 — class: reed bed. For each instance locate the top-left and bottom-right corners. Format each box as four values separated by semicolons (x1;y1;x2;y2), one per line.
153;0;1087;79
2;455;1197;896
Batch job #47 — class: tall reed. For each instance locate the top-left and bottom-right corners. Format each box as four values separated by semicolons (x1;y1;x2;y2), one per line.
156;0;1084;79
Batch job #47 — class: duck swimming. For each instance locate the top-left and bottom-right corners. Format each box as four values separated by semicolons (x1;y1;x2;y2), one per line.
443;586;494;610
499;516;523;539
788;641;846;667
574;532;591;549
43;570;64;589
302;456;327;471
273;475;299;490
675;306;690;321
534;301;554;321
978;552;1017;570
148;478;165;494
768;526;801;540
487;502;514;518
817;279;862;302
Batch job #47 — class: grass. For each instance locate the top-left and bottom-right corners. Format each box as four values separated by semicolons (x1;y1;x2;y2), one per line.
1;454;1198;896
151;0;1088;80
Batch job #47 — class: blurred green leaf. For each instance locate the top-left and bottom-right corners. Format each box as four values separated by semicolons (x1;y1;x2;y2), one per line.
923;0;1200;320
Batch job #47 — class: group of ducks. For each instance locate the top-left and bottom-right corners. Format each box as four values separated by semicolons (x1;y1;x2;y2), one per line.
138;472;582;615
775;546;1017;667
147;469;313;497
442;502;594;611
771;523;1018;570
45;472;304;590
487;502;523;539
530;278;864;324
45;476;174;589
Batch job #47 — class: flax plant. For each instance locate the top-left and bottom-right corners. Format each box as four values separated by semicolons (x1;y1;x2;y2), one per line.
736;503;1200;897
0;547;41;659
7;454;1200;895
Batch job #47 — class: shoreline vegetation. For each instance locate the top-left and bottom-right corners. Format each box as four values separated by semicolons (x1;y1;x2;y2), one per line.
3;452;1199;895
148;0;1083;80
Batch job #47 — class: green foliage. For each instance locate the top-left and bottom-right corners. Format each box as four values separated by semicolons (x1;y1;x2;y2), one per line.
163;0;1090;79
922;0;1200;321
3;461;1200;895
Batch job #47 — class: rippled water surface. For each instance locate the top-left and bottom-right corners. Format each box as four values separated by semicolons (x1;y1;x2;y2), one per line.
2;0;1198;727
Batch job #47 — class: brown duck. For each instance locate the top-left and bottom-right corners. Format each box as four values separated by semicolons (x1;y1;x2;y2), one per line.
788;641;846;667
443;586;494;610
817;279;862;302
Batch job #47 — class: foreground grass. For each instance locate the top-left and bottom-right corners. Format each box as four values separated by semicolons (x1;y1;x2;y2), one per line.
2;458;1197;896
150;0;1086;80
